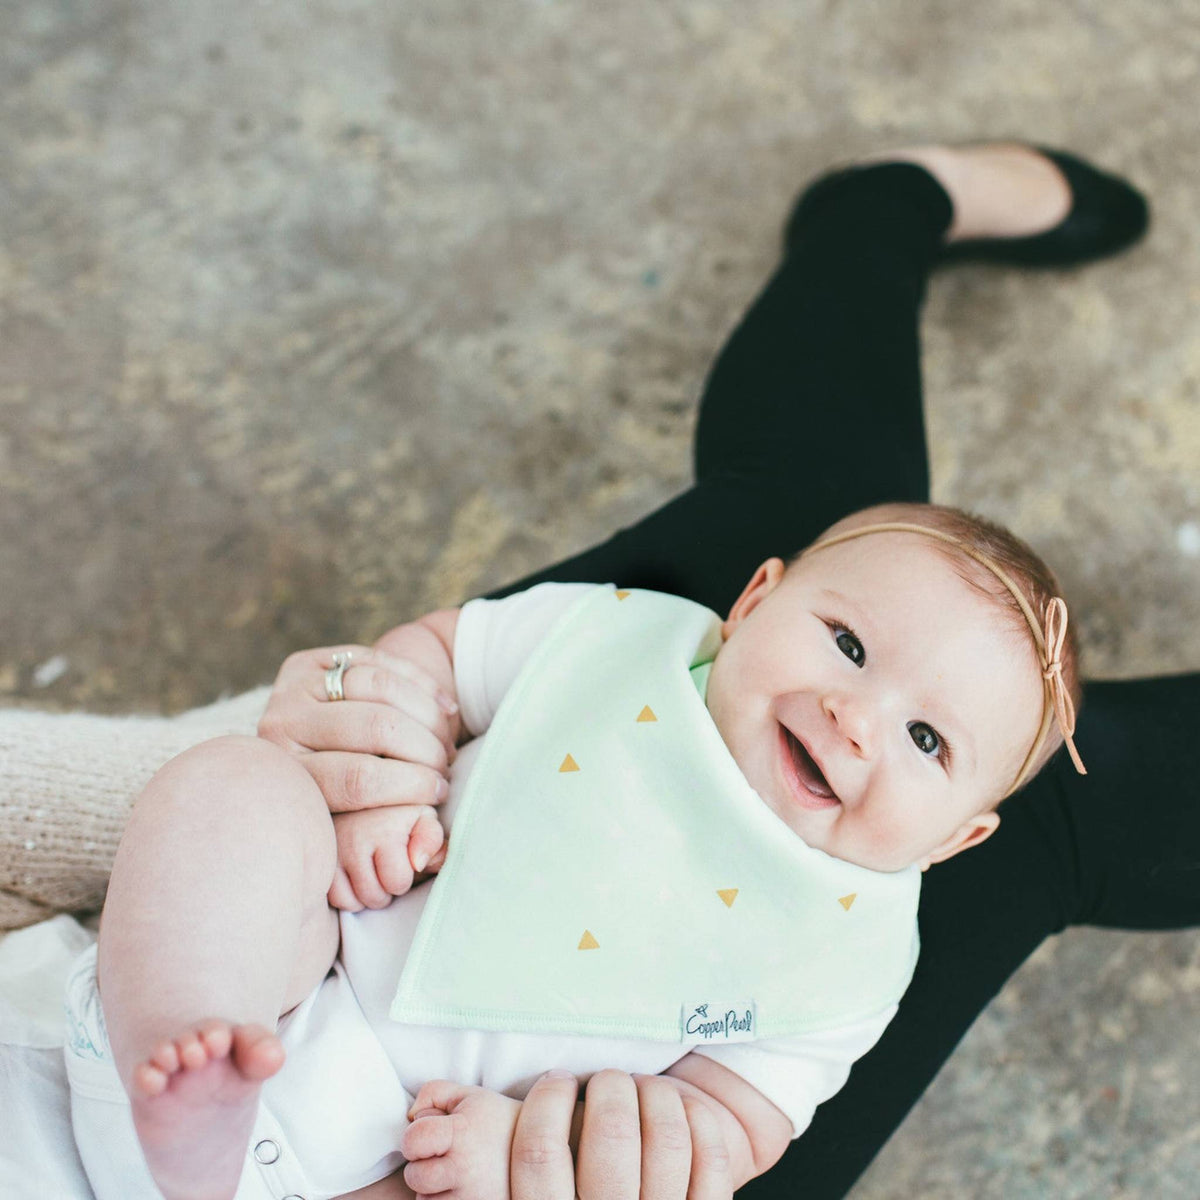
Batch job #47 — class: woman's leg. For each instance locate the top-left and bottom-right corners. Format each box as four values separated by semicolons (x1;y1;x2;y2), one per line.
485;159;1200;1196
486;163;949;616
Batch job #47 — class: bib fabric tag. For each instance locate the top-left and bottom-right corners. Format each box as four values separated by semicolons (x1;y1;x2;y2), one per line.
681;1001;758;1045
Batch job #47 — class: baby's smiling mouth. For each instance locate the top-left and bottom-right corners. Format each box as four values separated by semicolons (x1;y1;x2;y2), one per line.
778;724;841;810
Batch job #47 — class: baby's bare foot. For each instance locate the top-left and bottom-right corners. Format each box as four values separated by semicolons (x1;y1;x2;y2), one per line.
129;1018;285;1200
860;143;1073;243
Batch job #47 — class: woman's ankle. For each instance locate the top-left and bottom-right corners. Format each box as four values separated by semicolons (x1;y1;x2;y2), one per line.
861;144;1072;243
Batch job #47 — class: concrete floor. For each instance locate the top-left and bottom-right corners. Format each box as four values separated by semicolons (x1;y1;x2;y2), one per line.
3;1;1199;1194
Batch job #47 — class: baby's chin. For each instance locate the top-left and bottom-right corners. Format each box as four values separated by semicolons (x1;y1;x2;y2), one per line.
783;814;921;873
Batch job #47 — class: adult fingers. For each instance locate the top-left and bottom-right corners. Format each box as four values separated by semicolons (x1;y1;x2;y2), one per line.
510;1070;578;1200
304;750;449;813
276;644;454;713
261;691;455;766
321;660;457;759
681;1095;734;1200
575;1069;640;1200
262;647;457;762
632;1075;693;1200
269;702;452;773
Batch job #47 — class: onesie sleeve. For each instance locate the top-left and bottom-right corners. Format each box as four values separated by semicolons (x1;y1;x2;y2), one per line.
453;582;602;738
688;1004;898;1140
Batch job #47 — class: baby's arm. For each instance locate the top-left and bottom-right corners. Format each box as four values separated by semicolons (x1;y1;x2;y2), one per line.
371;607;464;747
661;1052;794;1181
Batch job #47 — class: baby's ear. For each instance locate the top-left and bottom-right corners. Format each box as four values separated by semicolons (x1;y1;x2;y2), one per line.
721;557;787;638
918;811;1000;871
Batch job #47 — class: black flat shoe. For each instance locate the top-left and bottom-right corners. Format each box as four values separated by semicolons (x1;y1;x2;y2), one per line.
936;146;1150;267
783;146;1150;269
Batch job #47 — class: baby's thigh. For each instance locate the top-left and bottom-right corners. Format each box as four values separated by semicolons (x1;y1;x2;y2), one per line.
106;733;340;1016
200;735;343;1015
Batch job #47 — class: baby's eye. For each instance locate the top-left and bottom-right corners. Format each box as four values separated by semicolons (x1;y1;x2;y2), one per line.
908;721;940;757
834;627;865;667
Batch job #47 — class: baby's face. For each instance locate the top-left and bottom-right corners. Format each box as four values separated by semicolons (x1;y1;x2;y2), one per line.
704;531;1044;873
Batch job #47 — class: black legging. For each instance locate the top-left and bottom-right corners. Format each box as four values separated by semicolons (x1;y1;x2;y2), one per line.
486;163;1200;1197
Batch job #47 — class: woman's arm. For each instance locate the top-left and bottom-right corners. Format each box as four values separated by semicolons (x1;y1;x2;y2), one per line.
0;689;270;928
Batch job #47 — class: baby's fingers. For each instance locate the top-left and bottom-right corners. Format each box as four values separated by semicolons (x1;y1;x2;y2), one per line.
341;852;393;910
408;809;446;874
401;1110;454;1161
326;865;365;912
333;812;402;908
409;1078;476;1118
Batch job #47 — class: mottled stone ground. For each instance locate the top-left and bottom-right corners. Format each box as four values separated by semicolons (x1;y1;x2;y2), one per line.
2;1;1198;1194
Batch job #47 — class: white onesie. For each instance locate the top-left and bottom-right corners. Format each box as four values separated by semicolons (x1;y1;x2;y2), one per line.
64;582;907;1200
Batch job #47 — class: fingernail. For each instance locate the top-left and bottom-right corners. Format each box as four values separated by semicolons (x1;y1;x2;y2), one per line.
541;1069;575;1081
435;777;449;801
437;691;459;715
412;849;430;872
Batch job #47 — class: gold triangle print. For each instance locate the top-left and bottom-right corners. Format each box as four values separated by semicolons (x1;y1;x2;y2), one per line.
558;754;580;773
615;589;631;600
636;705;657;723
838;893;856;911
716;888;739;908
578;930;599;950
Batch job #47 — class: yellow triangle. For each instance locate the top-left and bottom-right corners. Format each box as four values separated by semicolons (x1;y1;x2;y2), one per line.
636;705;657;723
578;930;599;950
559;754;580;773
615;589;631;600
717;888;739;908
838;893;856;911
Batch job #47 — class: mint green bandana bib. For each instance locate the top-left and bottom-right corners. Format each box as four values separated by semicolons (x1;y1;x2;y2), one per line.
390;585;920;1043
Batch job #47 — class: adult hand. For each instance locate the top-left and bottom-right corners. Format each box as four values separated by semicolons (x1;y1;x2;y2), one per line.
257;643;458;818
511;1069;735;1200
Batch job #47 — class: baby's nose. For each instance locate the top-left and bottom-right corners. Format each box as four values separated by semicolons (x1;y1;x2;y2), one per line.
821;692;877;757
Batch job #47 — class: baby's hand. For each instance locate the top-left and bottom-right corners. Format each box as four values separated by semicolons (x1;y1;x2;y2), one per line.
402;1080;522;1200
327;804;447;911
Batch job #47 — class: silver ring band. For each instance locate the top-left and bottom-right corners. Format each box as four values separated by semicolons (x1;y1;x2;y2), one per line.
324;651;352;701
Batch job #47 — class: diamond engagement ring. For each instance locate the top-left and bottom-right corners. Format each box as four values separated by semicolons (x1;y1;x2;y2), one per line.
324;651;352;701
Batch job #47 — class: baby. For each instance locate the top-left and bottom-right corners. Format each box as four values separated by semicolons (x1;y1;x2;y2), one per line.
64;500;1085;1200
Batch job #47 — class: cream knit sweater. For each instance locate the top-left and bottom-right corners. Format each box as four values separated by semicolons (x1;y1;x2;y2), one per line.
0;688;271;930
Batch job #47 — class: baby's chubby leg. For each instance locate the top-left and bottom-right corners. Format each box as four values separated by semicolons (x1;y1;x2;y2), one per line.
96;734;340;1200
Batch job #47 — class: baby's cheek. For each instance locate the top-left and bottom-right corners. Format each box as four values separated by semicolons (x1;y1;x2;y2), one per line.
849;810;920;873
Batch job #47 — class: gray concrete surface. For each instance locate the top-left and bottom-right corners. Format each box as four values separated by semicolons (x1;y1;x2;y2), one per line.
2;1;1199;1194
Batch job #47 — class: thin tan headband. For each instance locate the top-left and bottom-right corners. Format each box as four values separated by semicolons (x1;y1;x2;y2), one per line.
803;522;1087;796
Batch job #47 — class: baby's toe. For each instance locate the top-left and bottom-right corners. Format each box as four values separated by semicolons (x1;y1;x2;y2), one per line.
195;1019;234;1060
230;1024;286;1081
402;1111;454;1160
148;1038;181;1074
176;1030;209;1070
131;1060;170;1098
